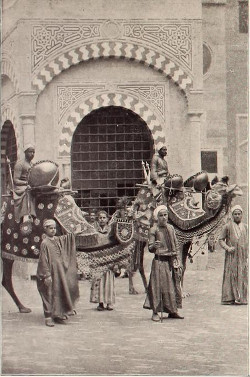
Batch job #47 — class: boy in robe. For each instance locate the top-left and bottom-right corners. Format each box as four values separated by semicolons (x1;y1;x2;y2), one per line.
90;210;117;311
143;205;184;322
36;219;79;327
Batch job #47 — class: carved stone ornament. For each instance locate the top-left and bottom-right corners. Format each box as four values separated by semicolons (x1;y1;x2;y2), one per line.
31;20;192;72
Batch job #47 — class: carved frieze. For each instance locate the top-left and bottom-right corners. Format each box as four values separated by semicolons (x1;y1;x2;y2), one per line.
123;22;192;71
31;20;192;73
32;23;102;69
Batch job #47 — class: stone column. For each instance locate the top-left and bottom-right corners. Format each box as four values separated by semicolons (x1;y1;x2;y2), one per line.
57;157;71;181
188;112;202;174
20;115;36;148
19;92;38;150
187;90;203;176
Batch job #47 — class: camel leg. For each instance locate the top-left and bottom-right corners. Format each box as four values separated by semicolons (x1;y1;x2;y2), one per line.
2;258;31;313
128;271;139;295
181;243;191;298
138;241;147;292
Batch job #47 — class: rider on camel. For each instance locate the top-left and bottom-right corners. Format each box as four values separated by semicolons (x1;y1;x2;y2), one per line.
13;144;36;223
150;144;169;186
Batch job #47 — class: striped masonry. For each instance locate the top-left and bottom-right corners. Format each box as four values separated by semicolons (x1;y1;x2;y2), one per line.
58;93;166;157
32;42;192;93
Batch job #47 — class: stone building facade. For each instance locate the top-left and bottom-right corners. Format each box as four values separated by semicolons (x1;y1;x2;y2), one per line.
1;0;248;214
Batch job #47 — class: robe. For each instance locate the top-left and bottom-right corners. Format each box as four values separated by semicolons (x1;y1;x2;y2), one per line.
13;159;36;221
150;153;169;183
143;223;182;314
37;234;79;318
219;221;248;304
90;222;115;305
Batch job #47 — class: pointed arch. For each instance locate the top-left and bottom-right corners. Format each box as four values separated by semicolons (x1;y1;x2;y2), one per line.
58;92;166;157
32;42;193;94
1;55;19;93
1;107;22;158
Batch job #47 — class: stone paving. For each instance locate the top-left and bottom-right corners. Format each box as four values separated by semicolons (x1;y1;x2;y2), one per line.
1;248;249;376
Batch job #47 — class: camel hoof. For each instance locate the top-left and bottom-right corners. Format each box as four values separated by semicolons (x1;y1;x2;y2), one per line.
129;288;139;295
19;307;32;313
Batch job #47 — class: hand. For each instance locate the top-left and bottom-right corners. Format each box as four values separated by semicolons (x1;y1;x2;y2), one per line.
173;258;180;269
227;246;235;253
44;276;52;287
154;240;161;249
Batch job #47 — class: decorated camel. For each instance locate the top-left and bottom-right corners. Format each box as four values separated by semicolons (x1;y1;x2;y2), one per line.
1;160;242;312
1;160;135;313
125;166;243;295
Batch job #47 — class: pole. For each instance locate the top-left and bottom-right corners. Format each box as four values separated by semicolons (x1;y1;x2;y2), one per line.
6;157;14;192
158;258;163;323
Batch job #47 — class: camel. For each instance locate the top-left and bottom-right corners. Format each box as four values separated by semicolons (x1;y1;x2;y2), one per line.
126;171;243;295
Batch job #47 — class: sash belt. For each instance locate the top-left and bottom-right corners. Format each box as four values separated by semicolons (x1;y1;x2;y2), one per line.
154;254;172;261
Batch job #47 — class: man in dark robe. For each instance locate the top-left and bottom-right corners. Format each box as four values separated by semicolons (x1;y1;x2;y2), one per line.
150;145;169;186
13;144;36;222
143;205;184;322
37;219;79;326
219;205;248;305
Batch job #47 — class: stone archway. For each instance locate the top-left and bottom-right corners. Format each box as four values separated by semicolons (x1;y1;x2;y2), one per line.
1;106;22;158
58;92;166;158
32;41;192;93
1;121;17;193
2;55;19;94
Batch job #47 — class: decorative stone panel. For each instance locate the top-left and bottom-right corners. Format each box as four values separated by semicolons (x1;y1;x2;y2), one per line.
58;92;166;157
32;41;192;93
123;21;192;71
31;20;193;93
57;85;105;121
56;83;165;123
117;84;165;117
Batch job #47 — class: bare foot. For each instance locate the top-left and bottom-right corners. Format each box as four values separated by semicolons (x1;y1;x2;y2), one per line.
129;288;139;295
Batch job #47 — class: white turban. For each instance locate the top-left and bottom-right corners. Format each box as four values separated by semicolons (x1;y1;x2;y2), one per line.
153;205;168;220
43;219;56;228
231;205;243;214
157;142;167;152
24;143;35;152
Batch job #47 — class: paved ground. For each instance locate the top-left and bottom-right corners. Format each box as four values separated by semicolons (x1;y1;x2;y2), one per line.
1;248;249;376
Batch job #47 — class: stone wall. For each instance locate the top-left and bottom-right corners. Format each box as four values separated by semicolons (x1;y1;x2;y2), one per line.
2;0;204;179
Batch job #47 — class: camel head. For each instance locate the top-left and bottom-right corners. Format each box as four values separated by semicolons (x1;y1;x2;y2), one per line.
219;183;243;208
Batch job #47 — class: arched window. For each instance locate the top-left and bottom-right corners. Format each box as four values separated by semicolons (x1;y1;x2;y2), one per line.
71;106;153;215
